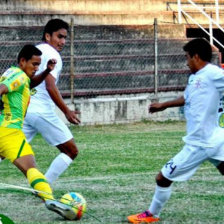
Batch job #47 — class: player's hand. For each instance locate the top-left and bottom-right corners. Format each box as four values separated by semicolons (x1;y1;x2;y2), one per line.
47;59;57;72
65;109;81;125
149;103;166;113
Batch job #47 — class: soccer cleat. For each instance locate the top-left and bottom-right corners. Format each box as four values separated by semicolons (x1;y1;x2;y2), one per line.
127;210;160;223
45;199;76;220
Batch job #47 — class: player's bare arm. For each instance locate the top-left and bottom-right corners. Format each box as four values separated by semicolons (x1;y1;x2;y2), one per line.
30;59;57;89
45;74;80;125
149;96;185;113
0;84;8;96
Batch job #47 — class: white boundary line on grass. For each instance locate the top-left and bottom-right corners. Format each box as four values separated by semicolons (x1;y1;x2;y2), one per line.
0;182;103;222
0;182;52;195
55;166;213;183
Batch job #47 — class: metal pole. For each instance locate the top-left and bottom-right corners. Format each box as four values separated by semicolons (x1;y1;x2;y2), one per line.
154;18;158;98
215;0;220;24
177;0;182;24
209;12;214;45
70;18;74;104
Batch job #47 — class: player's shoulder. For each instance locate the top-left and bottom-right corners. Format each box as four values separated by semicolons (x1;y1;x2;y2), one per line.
200;63;223;78
36;43;61;59
207;63;222;72
2;66;20;76
1;66;27;80
205;63;224;82
1;67;29;91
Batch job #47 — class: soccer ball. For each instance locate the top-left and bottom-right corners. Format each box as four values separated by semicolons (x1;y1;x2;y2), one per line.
60;192;87;220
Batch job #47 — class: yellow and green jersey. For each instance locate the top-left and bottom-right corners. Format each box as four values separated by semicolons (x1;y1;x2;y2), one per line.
0;66;30;130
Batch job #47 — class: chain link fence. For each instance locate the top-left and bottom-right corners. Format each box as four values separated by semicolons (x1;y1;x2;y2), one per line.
0;21;197;99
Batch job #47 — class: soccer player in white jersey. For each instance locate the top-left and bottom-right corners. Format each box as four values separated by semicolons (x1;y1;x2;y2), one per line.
23;19;80;185
127;38;224;223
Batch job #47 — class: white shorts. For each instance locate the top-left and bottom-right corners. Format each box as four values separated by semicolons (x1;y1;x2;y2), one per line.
161;143;224;181
23;112;73;146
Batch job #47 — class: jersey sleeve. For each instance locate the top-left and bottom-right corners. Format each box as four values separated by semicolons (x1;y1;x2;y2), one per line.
2;72;28;92
211;67;224;91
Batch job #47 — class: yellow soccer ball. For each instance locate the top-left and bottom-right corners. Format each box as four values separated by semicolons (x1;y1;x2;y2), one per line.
60;192;87;220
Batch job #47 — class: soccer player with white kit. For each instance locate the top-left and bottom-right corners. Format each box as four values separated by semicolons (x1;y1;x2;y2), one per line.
23;19;80;185
128;38;224;223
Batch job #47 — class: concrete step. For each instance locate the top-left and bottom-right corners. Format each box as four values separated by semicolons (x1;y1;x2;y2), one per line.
0;23;186;42
1;0;166;13
0;11;176;26
0;0;169;26
63;54;186;74
71;38;189;56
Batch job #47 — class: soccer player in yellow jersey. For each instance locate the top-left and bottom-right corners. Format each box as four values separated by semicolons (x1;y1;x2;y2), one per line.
0;45;76;220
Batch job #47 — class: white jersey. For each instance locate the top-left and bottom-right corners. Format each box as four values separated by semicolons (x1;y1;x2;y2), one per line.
183;63;224;148
27;43;62;114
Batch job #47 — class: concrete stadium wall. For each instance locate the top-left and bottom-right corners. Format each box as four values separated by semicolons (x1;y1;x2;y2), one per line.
0;0;170;26
1;0;224;26
2;0;224;28
56;91;185;126
1;0;165;12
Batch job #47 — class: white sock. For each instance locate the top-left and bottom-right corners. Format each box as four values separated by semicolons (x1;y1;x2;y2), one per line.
45;153;73;184
149;185;172;217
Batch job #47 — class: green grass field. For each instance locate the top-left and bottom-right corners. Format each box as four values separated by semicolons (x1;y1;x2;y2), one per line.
1;121;224;224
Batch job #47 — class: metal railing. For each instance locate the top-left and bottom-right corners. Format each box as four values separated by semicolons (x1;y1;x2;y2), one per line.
177;0;224;49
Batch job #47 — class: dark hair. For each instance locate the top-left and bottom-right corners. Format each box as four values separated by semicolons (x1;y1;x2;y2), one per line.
183;38;212;62
42;19;69;41
17;44;42;63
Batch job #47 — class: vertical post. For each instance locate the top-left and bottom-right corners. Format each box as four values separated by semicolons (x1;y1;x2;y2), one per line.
154;18;158;98
209;12;213;45
215;0;220;24
177;0;182;24
70;18;74;104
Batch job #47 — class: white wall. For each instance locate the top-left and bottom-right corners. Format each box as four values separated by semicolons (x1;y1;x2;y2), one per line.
56;92;185;126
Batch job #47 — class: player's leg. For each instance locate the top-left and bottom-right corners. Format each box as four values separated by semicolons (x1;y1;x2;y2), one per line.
32;114;78;184
216;161;224;174
127;172;171;223
13;154;54;201
45;139;78;184
208;143;224;175
0;128;76;219
127;144;207;223
209;159;224;175
0;129;53;200
3;130;54;201
14;154;77;220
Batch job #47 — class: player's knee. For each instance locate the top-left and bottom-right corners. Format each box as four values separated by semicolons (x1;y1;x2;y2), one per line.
71;147;79;159
156;172;172;187
57;141;79;159
65;146;78;160
217;162;224;175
